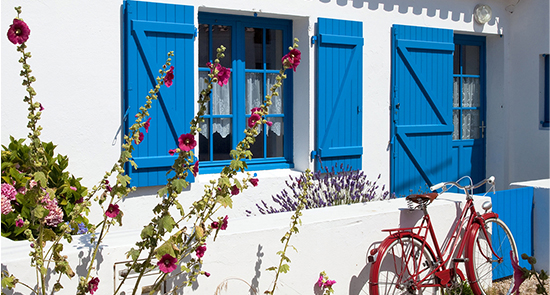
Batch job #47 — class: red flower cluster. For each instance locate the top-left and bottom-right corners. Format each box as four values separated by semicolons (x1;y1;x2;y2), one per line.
164;66;174;88
105;204;120;218
178;133;196;152
207;62;231;86
87;277;99;295
282;48;301;72
157;253;178;273
7;19;30;45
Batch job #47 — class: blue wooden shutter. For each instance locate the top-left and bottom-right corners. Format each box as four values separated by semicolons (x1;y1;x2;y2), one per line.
124;0;195;187
391;25;454;197
315;18;363;172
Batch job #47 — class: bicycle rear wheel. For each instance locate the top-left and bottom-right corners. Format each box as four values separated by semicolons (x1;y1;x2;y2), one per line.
466;217;518;295
370;235;439;295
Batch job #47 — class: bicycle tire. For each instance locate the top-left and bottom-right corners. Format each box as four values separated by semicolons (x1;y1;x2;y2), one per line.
370;235;439;295
466;217;518;295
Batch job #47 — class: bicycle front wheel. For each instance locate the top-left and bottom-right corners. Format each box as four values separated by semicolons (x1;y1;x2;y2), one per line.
370;235;439;295
466;217;518;295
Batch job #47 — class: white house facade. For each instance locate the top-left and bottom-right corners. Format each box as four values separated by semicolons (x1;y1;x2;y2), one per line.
2;0;549;226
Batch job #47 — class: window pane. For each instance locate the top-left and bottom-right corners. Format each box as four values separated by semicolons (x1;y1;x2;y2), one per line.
453;44;460;74
462;77;480;107
453;110;460;140
246;73;263;114
250;127;265;158
453;77;460;107
213;118;232;160
267;117;284;157
463;45;480;75
245;27;263;69
199;118;210;161
212;76;232;115
267;73;283;114
199;24;209;67
462;110;480;139
198;71;211;115
266;29;283;69
212;25;232;68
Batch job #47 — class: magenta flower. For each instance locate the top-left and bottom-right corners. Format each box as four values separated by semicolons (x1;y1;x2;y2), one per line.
231;185;240;195
87;277;99;295
192;161;199;177
39;103;44;111
204;272;211;277
282;48;301;72
216;66;231;86
157;253;178;273
178;133;196;152
317;275;324;287
196;244;207;259
250;178;259;187
164;66;174;88
211;221;219;229
136;132;144;144
248;113;261;128
70;186;77;191
266;121;273;127
324;280;336;288
220;215;228;230
105;204;120;218
144;117;151;133
251;107;262;114
168;149;177;156
15;218;24;227
511;251;525;294
40;195;63;227
2;183;17;201
7;19;30;45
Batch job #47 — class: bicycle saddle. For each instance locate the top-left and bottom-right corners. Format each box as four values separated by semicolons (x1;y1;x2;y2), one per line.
406;192;438;204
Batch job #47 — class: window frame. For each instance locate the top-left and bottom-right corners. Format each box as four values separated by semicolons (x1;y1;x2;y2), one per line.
543;54;550;128
197;13;294;174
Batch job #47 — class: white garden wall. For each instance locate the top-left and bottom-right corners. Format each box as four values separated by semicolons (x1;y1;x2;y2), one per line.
1;193;490;295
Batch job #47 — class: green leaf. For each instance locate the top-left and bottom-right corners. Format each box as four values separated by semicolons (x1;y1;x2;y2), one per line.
160;215;176;233
34;171;47;186
126;248;140;262
117;174;131;186
218;195;233;208
1;274;16;289
173;179;188;193
158;187;168;198
32;205;48;219
279;264;290;273
266;267;277;272
155;241;176;260
141;225;155;239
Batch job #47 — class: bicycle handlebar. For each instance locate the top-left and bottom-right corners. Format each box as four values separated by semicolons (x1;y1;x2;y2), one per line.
430;176;496;194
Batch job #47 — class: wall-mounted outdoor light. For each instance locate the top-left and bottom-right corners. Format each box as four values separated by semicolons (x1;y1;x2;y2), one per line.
474;4;492;24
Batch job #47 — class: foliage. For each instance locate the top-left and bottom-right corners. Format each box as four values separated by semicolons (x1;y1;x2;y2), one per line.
2;137;90;240
519;253;549;295
250;162;392;215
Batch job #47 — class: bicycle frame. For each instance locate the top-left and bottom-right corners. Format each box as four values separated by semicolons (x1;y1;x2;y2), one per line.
373;194;500;290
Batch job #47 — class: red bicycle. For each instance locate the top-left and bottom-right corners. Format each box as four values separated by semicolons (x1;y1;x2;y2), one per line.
368;176;518;295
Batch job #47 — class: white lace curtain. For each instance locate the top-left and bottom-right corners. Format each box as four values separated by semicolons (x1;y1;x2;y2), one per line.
453;77;480;140
198;72;283;139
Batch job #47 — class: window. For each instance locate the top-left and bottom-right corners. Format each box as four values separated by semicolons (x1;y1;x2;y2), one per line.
198;13;293;173
543;54;550;127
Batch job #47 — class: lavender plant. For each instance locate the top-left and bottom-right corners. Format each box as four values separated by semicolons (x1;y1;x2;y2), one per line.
250;162;392;215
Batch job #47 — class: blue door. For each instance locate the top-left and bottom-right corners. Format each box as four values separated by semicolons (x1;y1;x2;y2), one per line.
315;18;364;172
391;25;455;197
452;35;486;190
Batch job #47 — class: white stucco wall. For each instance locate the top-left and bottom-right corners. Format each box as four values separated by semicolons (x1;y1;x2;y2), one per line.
2;0;549;230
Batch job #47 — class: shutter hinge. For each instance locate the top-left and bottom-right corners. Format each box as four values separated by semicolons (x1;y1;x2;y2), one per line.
311;35;318;45
310;150;318;161
194;26;198;39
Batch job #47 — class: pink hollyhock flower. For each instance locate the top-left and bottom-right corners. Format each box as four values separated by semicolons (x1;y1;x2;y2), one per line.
7;19;30;45
178;133;196;152
231;185;240;196
251;107;262;114
192;161;199;177
1;195;14;215
211;221;219;229
135;132;144;145
324;280;336;288
39;103;44;111
164;66;174;88
105;204;120;218
29;180;37;188
196;244;207;259
168;149;177;156
282;49;301;72
511;251;525;294
266;121;273;127
317;275;324;287
250;178;259;187
157;253;178;273
248;113;261;128
216;66;231;86
204;272;211;277
15;218;24;227
2;183;17;201
220;215;228;230
88;277;99;295
144;117;151;133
